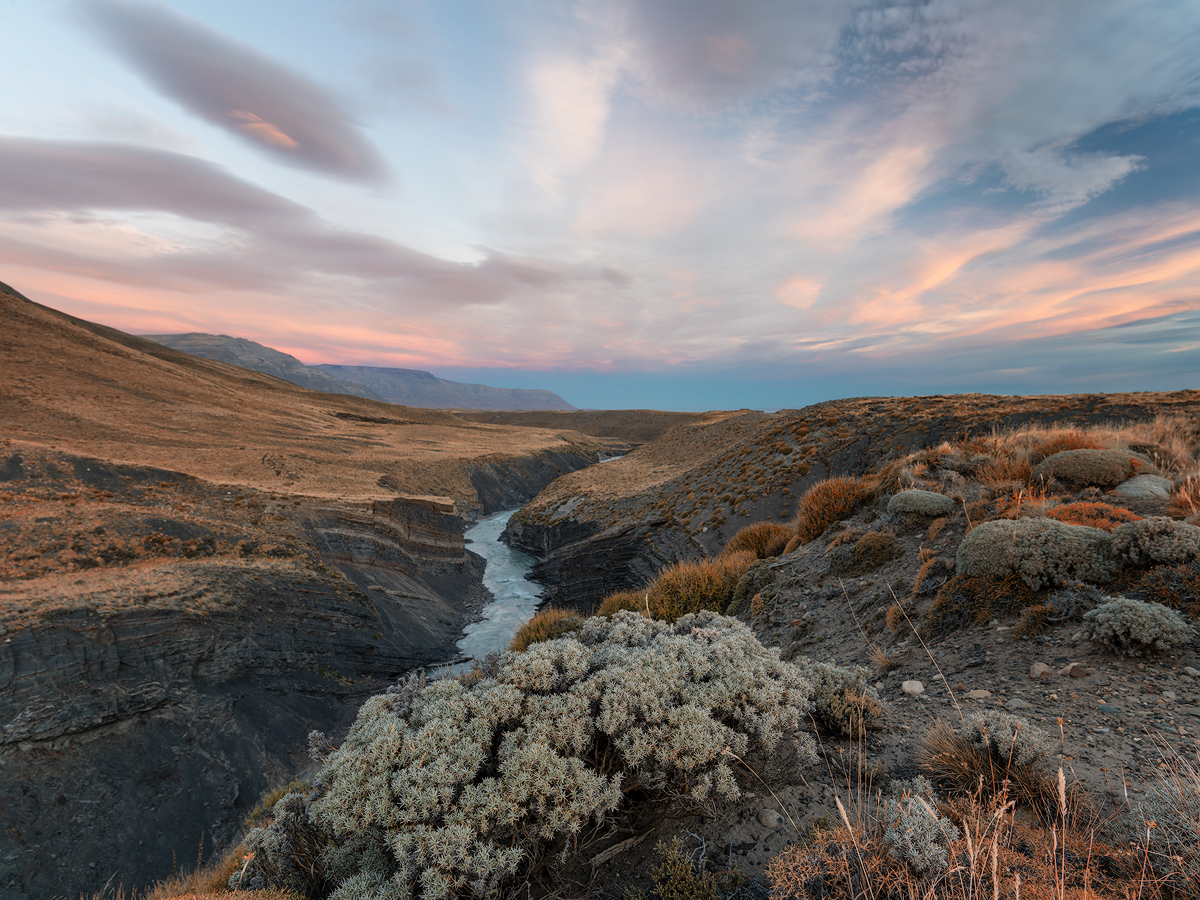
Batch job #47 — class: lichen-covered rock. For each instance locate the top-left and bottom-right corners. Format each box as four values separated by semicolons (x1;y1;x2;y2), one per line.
1031;448;1149;488
1110;517;1200;568
1113;474;1174;500
956;518;1117;590
887;489;957;518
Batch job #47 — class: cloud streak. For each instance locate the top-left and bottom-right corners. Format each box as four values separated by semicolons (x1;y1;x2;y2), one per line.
84;0;386;181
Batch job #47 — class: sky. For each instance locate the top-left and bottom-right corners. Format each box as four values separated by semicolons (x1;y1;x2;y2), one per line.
2;0;1199;411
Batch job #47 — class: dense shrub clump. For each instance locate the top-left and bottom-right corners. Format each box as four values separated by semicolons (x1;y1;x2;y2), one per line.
1109;517;1200;568
955;518;1116;590
1083;596;1191;657
794;659;886;736
925;574;1039;635
236;612;817;900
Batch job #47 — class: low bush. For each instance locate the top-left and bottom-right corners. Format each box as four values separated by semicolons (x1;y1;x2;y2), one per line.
728;559;775;617
508;607;585;652
793;659;886;736
881;777;960;875
924;574;1039;635
1046;501;1141;532
721;521;791;559
1109;516;1200;568
236;612;818;900
955;518;1117;590
793;476;875;544
647;552;754;620
1083;596;1191;657
1133;560;1200;617
852;531;901;571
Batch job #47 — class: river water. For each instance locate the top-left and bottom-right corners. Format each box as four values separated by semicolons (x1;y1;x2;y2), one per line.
455;509;543;663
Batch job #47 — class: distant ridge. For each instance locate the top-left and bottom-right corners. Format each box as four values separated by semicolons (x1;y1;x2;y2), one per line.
141;333;576;410
316;364;576;411
141;332;384;400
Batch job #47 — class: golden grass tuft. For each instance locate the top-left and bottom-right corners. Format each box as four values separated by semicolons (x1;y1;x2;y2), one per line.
916;721;1058;816
596;589;647;617
721;520;791;559
869;645;900;672
1168;476;1200;521
793;476;876;544
508;606;586;652
1029;429;1106;463
647;552;755;620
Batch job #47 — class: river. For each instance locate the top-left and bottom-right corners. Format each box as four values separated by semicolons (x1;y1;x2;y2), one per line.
455;509;543;663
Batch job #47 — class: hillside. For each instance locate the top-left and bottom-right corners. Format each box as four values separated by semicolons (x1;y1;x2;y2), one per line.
316;363;575;410
456;408;700;443
141;332;385;400
0;281;623;899
509;392;1200;608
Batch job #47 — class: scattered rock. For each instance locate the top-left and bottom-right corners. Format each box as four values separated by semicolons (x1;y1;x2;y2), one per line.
1097;704;1121;714
757;809;785;829
965;689;992;699
1184;666;1200;677
1004;698;1032;710
1162;691;1178;701
901;680;924;697
1030;662;1053;679
1061;663;1087;678
1113;474;1173;500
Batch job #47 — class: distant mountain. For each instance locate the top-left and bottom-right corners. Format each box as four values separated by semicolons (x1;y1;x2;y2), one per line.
141;333;384;400
315;364;575;411
140;334;576;410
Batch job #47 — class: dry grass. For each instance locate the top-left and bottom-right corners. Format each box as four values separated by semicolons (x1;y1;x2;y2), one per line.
722;520;792;559
1046;501;1143;531
766;787;1137;900
868;645;901;672
508;606;586;651
1168;476;1200;522
647;551;755;620
596;589;647;617
794;476;877;544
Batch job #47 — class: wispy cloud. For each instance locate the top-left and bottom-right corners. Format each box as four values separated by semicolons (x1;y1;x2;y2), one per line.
84;0;386;181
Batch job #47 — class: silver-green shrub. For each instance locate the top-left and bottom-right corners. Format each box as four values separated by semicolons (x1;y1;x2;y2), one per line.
1110;517;1200;568
305;611;817;900
793;659;886;735
955;518;1116;590
1083;596;1191;657
882;776;960;874
960;710;1055;767
887;489;956;518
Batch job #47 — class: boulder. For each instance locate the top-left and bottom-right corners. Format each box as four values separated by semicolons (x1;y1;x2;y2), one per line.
1113;474;1174;500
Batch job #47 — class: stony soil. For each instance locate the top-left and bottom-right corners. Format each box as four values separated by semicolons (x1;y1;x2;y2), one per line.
582;478;1200;896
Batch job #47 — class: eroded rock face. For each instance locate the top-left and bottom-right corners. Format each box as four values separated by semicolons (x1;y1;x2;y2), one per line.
0;453;506;900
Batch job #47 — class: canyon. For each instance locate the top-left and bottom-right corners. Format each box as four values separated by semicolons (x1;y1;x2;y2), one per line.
0;282;625;899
